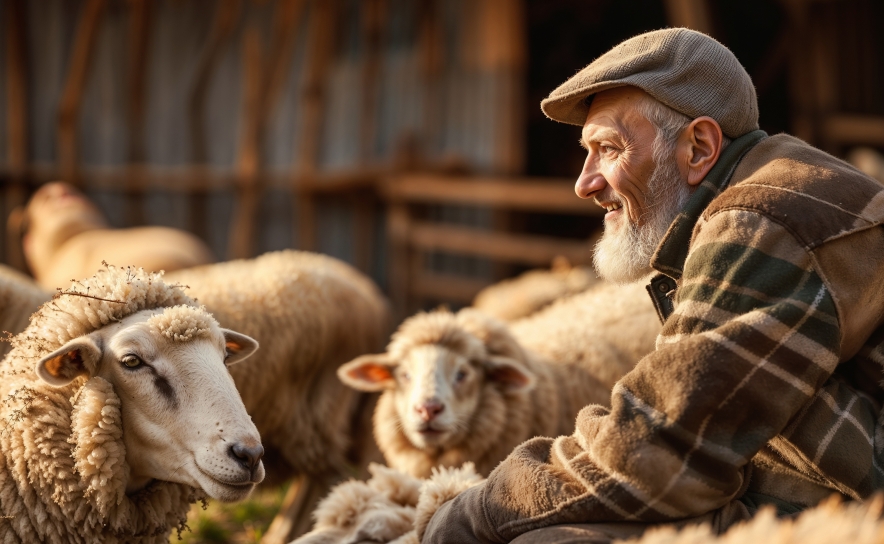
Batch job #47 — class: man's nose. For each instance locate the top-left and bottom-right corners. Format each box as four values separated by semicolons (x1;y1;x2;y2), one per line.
575;155;607;199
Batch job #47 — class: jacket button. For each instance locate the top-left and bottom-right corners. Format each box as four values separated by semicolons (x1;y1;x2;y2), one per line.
658;282;670;292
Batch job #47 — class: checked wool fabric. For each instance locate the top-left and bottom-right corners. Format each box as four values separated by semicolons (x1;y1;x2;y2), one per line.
422;131;884;544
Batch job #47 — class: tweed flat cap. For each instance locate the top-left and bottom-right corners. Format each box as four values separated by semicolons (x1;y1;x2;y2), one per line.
541;28;759;138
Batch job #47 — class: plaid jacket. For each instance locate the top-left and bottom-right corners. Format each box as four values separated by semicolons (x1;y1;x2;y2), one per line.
422;132;884;543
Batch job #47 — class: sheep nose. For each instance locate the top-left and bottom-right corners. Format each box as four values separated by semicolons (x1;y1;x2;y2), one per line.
229;442;264;470
415;400;445;422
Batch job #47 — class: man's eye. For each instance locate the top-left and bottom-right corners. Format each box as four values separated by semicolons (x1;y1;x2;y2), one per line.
121;354;143;368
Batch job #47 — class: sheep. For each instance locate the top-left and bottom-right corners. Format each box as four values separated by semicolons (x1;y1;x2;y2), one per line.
337;308;612;478
293;462;483;544
13;181;214;290
624;495;884;544
0;264;51;358
510;279;661;389
472;256;599;321
296;468;884;544
165;250;391;485
847;146;884;185
0;264;264;543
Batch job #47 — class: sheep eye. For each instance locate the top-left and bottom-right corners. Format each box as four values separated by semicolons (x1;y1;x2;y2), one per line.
455;370;467;383
121;354;143;368
400;371;410;382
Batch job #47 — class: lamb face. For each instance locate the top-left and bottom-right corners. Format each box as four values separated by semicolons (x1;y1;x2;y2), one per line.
339;311;536;453
391;344;483;449
36;306;264;502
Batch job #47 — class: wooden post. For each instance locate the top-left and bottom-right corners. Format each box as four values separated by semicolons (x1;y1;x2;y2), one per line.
351;0;388;274
663;0;713;34
124;0;151;227
57;0;106;189
187;0;241;240
4;0;29;271
387;199;412;321
227;0;306;260
292;0;338;251
227;27;265;260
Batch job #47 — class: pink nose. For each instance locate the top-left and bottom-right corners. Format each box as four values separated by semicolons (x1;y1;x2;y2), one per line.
415;401;445;422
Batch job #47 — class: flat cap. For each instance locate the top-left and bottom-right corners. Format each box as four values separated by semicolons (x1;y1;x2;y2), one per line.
541;28;759;138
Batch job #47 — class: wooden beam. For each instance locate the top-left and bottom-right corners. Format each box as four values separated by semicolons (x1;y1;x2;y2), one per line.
405;221;594;267
663;0;713;34
383;175;602;215
822;114;884;147
227;26;265;260
4;0;29;271
410;271;489;304
187;0;241;239
57;0;106;188
293;0;339;251
125;0;152;227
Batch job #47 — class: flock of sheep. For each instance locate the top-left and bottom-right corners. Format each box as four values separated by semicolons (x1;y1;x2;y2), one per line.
1;201;882;542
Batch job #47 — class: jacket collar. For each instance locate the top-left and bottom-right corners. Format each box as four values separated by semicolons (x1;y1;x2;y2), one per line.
650;129;768;280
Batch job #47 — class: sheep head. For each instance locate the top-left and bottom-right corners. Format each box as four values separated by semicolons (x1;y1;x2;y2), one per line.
35;305;264;503
338;309;536;452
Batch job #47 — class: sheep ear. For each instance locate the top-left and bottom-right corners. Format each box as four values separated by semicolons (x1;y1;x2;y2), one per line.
484;355;536;394
222;329;259;366
36;336;102;386
338;354;398;391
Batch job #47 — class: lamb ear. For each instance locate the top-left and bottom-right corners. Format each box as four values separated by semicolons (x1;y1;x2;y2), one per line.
36;335;102;386
222;329;259;366
337;354;398;391
483;355;536;394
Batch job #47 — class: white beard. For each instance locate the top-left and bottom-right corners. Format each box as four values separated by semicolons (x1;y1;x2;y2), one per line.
593;153;692;284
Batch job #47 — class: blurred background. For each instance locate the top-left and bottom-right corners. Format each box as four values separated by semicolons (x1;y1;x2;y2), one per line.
1;0;883;321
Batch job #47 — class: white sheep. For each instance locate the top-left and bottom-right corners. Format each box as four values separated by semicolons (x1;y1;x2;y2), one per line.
292;462;482;544
0;264;263;543
15;181;215;290
296;469;884;544
510;279;661;389
337;308;611;478
472;257;599;321
0;264;51;358
166;249;391;484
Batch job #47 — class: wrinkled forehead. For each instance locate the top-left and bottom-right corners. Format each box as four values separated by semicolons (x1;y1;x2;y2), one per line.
581;87;657;142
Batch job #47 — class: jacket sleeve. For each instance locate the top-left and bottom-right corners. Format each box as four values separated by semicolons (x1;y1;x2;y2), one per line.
423;210;845;543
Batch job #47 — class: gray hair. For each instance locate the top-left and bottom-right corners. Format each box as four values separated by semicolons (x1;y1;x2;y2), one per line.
635;97;731;165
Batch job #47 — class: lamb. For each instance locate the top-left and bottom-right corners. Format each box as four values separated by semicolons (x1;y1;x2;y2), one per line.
625;495;884;544
293;462;482;544
337;308;611;478
472;256;599;321
165;250;391;485
0;264;264;543
13;181;215;290
296;467;884;544
510;279;661;389
0;264;51;358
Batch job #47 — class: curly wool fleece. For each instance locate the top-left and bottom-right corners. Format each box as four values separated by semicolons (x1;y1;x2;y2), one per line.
0;265;210;544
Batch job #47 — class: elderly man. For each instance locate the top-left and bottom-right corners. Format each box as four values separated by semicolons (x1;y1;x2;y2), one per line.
422;28;884;543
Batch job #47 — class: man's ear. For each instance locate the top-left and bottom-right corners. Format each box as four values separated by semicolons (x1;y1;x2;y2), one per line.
681;116;724;186
36;335;102;386
222;329;259;366
483;355;536;394
337;354;399;392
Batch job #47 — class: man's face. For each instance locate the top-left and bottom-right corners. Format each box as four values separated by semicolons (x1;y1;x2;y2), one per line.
575;87;690;283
